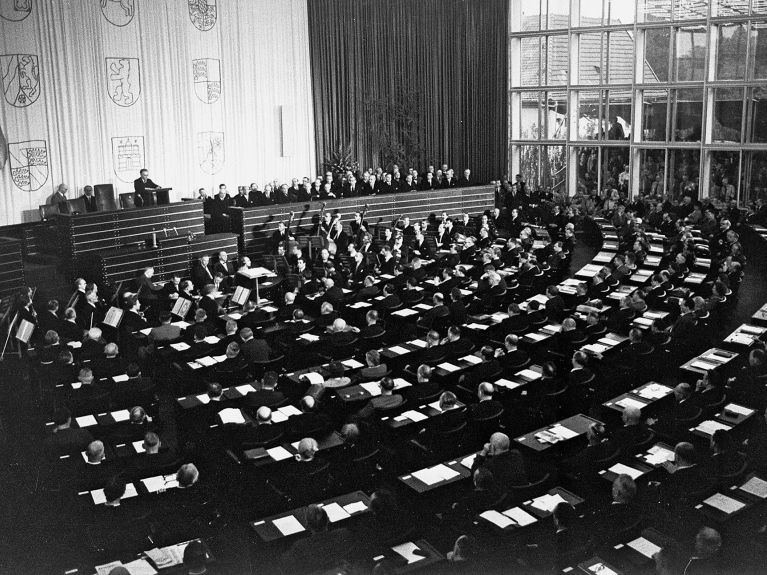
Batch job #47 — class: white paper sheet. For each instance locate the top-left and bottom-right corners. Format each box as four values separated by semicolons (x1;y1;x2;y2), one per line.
608;463;645;480
321;502;351;523
266;446;292;461
502;506;537;526
273;515;305;536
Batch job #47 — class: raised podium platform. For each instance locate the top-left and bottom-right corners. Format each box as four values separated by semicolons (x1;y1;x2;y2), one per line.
229;184;496;262
51;200;206;280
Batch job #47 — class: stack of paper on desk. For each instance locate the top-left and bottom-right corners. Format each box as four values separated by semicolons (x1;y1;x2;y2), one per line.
530;493;568;513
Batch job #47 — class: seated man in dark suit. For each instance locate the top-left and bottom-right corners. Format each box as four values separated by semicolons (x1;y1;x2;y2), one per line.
440;325;474;358
402;364;440;404
198;284;223;320
648;383;701;439
611;405;650;454
289;396;331;439
191;255;215;291
91;343;126;379
354;349;388;382
376;283;401;311
460;346;502;390
466;382;504;422
448;287;468;325
358;310;385;340
281;504;354;574
497;334;530;372
78;440;124;490
683;527;723;575
470;431;527;488
357;377;405;418
127;431;179;479
591;474;640;545
43;407;94;458
545;285;566;323
238;406;285;448
242;371;285;411
239;327;271;363
355;275;380;300
445;467;500;529
419;292;450;329
658;442;712;504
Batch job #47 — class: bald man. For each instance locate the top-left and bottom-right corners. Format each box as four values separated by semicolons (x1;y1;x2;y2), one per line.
612;405;649;454
466;382;504;421
471;432;527;489
684;527;722;574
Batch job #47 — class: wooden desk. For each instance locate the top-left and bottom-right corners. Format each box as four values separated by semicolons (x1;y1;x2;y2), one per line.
515;414;602;453
229;185;496;262
249;490;370;542
680;347;739;377
521;486;585;519
399;452;477;494
0;238;25;298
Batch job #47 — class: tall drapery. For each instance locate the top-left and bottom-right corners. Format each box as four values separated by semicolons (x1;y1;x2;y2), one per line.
307;0;509;182
0;0;315;225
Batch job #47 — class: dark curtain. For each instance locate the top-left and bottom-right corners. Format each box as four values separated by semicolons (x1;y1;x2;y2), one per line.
307;0;509;183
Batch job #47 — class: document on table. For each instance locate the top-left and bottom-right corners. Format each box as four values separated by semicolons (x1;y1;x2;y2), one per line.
187;362;202;370
583;344;609;355
615;397;645;411
300;372;324;385
495;378;521;390
466;322;489;330
236;384;257;395
608;463;644;480
112;409;131;422
139;327;153;336
428;401;443;412
96;562;124;575
341;358;364;369
725;403;753;416
461;354;482;365
132;440;146;453
388;345;410;355
348;302;372;309
171;321;191;329
694;420;732;436
530;493;568;513
627;537;662;559
271;411;288;423
414;303;432;310
437;362;460;373
503;506;537;526
142;476;169;493
644;445;674;465
320;502;350;523
703;493;746;514
460;454;477;469
740;476;767;498
392;541;426;564
278;405;302;417
691;360;717;371
343;501;368;514
123;558;158;575
392;378;411;389
266;446;292;461
113;374;130;382
392;308;418;317
75;415;97;427
637;384;671;399
195;356;217;367
527;332;546;341
218;408;245;425
170;342;190;351
203;335;219;344
299;333;320;342
412;464;458;485
359;381;381;396
273;515;305;536
480;509;514;529
402;410;428;423
516;369;541;381
549;424;578;440
211;355;228;363
408;339;427;348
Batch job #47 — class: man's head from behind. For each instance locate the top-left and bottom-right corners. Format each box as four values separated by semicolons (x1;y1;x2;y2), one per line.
674;442;697;467
612;474;637;504
86;440;105;463
176;463;199;488
305;504;329;533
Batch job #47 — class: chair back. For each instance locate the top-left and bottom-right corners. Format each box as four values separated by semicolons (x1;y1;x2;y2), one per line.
119;192;136;209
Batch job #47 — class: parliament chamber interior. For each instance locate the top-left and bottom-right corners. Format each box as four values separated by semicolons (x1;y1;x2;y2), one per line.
4;0;767;573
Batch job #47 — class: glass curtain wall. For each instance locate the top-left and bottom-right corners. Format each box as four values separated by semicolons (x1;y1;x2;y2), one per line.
510;0;767;205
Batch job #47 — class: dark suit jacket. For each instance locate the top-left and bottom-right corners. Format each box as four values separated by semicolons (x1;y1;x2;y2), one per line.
133;177;159;194
191;262;215;290
466;399;504;422
240;338;271;363
471;448;527;488
82;194;98;212
283;528;354;575
242;389;285;410
43;427;94;458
